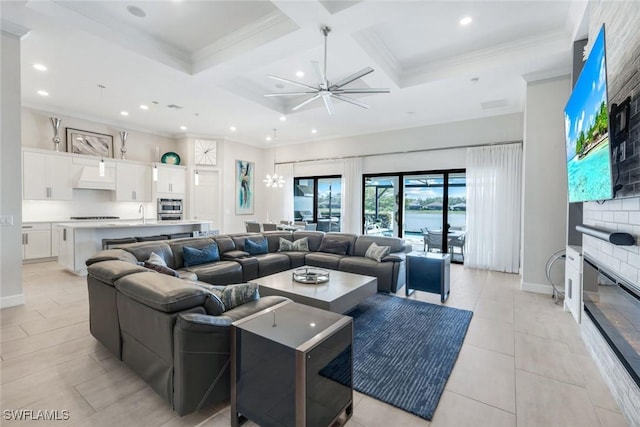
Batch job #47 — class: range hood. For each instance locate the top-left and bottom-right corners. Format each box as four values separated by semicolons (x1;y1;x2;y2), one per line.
72;160;116;190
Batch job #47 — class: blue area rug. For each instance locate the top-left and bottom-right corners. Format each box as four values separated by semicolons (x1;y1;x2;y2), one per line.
346;294;472;420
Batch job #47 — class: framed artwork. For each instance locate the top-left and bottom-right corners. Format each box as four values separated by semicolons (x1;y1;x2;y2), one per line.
66;128;114;158
236;160;254;214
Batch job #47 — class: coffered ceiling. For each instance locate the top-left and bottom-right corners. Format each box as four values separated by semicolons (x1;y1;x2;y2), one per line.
1;0;588;146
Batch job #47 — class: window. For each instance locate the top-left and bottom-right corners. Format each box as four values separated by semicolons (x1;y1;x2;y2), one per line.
294;176;342;231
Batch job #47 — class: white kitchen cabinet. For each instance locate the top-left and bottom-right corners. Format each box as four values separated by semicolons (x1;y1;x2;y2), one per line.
57;226;75;272
157;165;186;196
564;245;583;323
115;162;152;202
23;151;73;200
22;223;52;260
51;227;60;257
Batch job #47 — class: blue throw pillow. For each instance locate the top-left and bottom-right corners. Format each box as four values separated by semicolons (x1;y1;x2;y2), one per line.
245;237;268;255
182;243;220;267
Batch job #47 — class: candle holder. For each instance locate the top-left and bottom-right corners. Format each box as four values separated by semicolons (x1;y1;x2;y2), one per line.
120;130;128;159
50;117;62;152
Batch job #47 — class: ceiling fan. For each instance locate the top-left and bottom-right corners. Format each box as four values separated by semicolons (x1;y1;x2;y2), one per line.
264;26;390;115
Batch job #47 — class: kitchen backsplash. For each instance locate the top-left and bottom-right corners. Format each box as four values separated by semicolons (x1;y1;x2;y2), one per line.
22;191;155;222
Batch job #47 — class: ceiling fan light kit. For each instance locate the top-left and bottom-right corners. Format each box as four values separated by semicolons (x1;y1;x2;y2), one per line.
265;26;390;115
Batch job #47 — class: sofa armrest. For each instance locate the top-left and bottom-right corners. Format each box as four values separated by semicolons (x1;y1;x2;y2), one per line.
222;250;250;260
382;253;405;263
177;312;233;330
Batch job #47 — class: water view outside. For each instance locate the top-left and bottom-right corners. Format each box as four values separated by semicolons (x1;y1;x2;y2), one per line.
293;177;341;231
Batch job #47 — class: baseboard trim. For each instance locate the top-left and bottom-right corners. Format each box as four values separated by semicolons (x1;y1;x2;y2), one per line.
520;281;554;295
1;293;25;308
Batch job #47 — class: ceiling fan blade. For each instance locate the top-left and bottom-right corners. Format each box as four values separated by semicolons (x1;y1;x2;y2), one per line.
311;60;327;88
331;94;370;109
328;67;374;90
267;75;317;91
291;94;321;111
264;91;318;97
334;88;390;94
322;94;335;115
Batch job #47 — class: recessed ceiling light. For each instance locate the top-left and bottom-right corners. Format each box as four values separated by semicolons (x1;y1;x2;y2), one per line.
279;115;286;122
470;77;480;84
139;104;149;110
296;70;304;78
120;111;129;116
33;64;47;71
266;136;272;141
311;129;317;134
37;90;49;96
127;5;146;18
230;126;236;131
460;16;472;26
180;125;187;130
275;83;285;89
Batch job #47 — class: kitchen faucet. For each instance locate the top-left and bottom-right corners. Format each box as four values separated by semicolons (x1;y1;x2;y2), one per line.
138;204;145;224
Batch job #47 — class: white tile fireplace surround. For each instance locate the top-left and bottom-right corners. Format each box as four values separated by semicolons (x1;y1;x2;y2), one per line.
581;197;640;426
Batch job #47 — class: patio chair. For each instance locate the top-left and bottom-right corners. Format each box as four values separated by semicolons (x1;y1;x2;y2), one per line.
304;223;317;231
448;233;466;259
422;229;443;252
245;221;262;232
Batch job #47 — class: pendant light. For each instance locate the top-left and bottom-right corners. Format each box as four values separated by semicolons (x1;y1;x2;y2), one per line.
99;157;105;177
153;146;159;181
97;84;106;177
263;129;285;188
194;169;199;186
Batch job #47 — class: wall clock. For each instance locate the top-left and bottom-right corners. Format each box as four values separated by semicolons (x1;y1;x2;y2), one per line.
195;139;217;166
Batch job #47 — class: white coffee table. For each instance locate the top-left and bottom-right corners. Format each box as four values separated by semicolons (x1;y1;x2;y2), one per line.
252;266;377;313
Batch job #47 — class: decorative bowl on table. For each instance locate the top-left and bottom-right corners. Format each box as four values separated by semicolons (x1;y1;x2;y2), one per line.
292;267;330;284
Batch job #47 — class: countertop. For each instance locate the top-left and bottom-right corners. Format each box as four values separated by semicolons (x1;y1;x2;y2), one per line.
54;220;213;229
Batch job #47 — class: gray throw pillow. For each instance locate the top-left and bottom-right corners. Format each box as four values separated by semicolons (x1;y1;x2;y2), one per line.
147;251;167;267
219;283;260;310
318;239;350;255
278;237;310;252
365;242;391;262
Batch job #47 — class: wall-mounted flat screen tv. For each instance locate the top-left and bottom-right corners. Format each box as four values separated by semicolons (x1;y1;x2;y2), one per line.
564;25;613;203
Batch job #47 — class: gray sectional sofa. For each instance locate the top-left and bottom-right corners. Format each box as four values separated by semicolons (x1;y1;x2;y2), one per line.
84;230;410;416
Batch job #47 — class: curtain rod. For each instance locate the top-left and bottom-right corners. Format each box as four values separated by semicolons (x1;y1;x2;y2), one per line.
275;140;522;165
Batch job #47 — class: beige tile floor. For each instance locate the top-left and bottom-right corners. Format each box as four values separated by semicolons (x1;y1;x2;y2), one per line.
0;262;629;427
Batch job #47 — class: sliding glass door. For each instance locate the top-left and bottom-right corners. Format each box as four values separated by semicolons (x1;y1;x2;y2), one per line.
293;176;342;231
363;169;466;260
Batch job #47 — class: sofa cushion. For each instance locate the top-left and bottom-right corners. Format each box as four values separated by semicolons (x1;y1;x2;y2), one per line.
116;272;208;313
305;252;346;270
85;249;139;266
88;260;149;286
120;242;175;268
254;253;291;276
354;235;405;256
176;270;198;281
292;231;324;251
364;242;391;262
185;261;243;285
278;237;309;252
318;239;350;255
183;243;220;267
262;231;294;252
280;251;307;268
245;237;268;255
169;238;216;269
143;261;180;277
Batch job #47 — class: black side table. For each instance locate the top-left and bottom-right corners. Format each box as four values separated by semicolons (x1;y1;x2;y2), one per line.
405;251;451;302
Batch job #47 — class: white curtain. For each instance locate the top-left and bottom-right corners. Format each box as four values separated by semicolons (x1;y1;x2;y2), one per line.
269;163;294;223
341;158;363;234
465;144;522;273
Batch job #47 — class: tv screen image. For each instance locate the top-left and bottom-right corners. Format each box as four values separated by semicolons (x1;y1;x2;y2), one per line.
564;25;613;203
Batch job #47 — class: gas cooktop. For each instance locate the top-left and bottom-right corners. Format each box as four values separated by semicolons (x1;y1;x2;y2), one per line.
69;216;120;220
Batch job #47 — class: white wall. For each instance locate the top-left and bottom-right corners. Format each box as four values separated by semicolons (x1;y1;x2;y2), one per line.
521;76;571;293
1;31;25;307
219;139;268;233
276;113;523;164
22;107;181;162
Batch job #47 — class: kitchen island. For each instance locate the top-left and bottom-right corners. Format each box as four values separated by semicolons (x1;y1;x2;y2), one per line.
56;220;215;275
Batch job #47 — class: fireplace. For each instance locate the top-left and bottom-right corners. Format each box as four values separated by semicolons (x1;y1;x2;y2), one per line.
582;256;640;388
